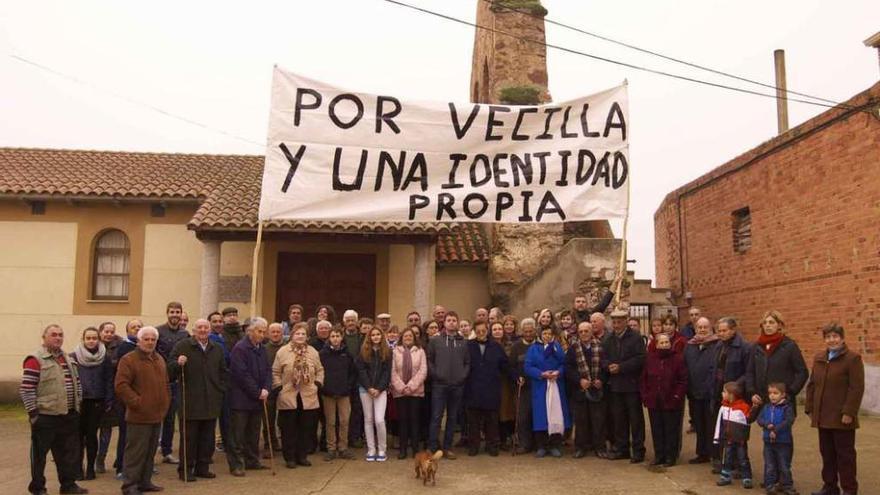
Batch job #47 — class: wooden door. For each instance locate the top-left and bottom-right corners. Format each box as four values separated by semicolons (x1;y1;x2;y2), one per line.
275;252;376;323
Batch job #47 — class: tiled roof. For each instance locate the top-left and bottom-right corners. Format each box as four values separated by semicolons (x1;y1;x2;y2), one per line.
437;223;490;264
0;147;486;262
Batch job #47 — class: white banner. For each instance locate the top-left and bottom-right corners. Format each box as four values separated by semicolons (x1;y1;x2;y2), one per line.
258;67;629;223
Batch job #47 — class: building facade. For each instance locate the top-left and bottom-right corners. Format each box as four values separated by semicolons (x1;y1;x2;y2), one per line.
654;81;880;411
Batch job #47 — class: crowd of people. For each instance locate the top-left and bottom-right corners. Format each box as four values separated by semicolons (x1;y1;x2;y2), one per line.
21;295;866;495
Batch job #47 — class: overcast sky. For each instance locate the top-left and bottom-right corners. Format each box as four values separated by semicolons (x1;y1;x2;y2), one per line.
2;0;878;282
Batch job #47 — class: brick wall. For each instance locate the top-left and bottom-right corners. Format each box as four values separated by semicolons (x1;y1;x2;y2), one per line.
654;82;880;365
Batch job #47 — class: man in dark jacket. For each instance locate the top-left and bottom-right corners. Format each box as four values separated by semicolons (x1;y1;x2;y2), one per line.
680;307;700;340
221;307;244;354
565;321;611;458
168;318;227;481
605;309;646;463
227;317;272;476
509;318;537;454
155;301;189;464
426;311;470;459
464;322;510;457
684;317;720;464
573;287;616;325
342;311;366;448
712;318;752;406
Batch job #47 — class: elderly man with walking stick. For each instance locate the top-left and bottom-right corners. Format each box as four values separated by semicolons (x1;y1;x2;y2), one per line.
227;317;272;476
115;326;170;495
168;318;227;482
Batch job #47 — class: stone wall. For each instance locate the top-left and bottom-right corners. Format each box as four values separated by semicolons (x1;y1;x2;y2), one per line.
506;238;624;318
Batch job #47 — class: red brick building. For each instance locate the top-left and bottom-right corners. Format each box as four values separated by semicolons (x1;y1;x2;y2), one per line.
654;81;880;407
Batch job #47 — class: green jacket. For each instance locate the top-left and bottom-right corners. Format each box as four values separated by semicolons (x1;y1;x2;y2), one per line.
168;337;227;420
343;331;363;360
28;347;82;415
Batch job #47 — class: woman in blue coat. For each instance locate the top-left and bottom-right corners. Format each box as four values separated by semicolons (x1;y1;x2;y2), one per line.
525;311;571;458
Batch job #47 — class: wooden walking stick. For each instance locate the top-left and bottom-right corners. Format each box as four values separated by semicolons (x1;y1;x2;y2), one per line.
262;399;276;475
512;380;523;456
180;365;188;481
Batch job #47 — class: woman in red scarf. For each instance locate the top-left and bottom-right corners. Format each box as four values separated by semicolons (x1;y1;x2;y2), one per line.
745;311;808;416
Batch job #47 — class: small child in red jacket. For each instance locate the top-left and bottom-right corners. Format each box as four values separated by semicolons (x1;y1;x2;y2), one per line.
714;382;756;489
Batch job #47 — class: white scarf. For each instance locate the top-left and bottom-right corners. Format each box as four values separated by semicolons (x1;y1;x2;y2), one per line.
545;377;564;435
73;342;106;367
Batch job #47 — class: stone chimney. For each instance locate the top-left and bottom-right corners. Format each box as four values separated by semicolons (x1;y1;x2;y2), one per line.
470;0;613;308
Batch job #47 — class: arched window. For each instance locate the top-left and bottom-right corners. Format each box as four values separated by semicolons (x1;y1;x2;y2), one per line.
92;229;130;300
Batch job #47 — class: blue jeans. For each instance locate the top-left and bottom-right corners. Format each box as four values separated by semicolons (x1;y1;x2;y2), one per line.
429;384;464;451
721;442;752;480
160;383;179;456
763;442;793;489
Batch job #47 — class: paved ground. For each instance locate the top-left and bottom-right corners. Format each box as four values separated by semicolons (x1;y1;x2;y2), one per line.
1;406;878;495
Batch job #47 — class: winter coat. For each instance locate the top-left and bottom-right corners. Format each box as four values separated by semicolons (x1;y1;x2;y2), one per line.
713;333;752;391
391;345;428;398
70;350;114;401
525;341;571;431
309;336;328;354
426;332;470;387
746;336;808;413
156;324;190;362
464;339;511;410
805;345;865;430
273;343;324;410
167;337;227;420
114;349;170;424
356;348;391;391
228;338;272;411
573;290;614;324
713;400;753;445
342;331;364;360
564;341;609;403
680;322;695;340
756;400;794;444
208;332;229;363
320;344;357;397
639;348;687;410
684;340;719;400
221;324;244;354
647;332;688;354
265;337;288;369
509;339;535;390
604;328;646;394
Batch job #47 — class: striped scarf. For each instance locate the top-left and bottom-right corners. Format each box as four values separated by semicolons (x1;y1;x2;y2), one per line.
574;341;591;381
587;335;604;381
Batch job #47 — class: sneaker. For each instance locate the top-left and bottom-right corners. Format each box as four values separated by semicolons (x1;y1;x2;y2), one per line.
215;443;225;452
338;450;355;460
535;448;547;458
743;479;754;490
549;448;562;458
444;450;457;460
717;478;732;487
115;472;125;481
324;451;337;462
95;460;106;474
365;452;376;462
162;454;179;465
376;452;387;462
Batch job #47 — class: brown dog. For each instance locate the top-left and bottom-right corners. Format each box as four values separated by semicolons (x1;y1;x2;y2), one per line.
414;450;443;486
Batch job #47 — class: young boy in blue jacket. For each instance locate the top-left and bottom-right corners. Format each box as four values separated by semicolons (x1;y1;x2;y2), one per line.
755;383;796;495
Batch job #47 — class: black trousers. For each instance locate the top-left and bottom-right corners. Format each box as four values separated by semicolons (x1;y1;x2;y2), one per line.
29;412;80;494
648;408;683;463
314;394;326;452
819;428;858;494
396;396;421;453
571;398;608;452
467;408;500;452
610;391;646;458
178;418;216;475
515;385;533;451
77;399;104;476
278;406;320;463
690;398;715;458
228;410;262;470
348;388;364;444
122;423;160;492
